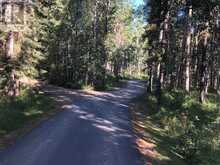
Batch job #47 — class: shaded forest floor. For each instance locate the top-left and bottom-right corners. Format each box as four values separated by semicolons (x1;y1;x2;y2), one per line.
131;91;220;165
0;89;57;149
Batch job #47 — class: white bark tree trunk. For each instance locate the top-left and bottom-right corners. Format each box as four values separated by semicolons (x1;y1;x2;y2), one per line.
185;5;193;92
6;31;14;58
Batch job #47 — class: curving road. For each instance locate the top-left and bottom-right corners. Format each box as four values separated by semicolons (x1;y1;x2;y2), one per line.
0;81;145;165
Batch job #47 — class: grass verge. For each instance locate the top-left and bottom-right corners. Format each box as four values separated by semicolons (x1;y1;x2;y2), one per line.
131;90;220;165
61;74;128;91
104;79;127;91
0;89;56;149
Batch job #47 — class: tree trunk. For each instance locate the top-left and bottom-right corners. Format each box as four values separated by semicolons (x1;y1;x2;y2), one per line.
217;70;220;96
6;31;14;59
148;65;154;93
5;31;20;97
217;45;220;96
184;4;193;92
199;23;209;103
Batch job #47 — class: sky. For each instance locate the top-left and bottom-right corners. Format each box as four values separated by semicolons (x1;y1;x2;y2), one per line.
131;0;144;8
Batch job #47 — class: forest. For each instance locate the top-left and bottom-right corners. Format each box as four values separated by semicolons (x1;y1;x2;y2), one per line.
0;0;220;165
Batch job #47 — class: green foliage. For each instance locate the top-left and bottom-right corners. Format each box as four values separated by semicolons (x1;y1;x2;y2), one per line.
43;0;146;90
159;91;219;164
105;4;146;80
0;89;55;135
0;0;147;94
145;0;220;101
134;90;220;164
101;74;127;91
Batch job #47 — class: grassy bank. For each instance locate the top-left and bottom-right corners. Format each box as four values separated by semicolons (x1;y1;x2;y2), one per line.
103;75;127;91
61;74;128;91
0;89;56;148
131;90;219;165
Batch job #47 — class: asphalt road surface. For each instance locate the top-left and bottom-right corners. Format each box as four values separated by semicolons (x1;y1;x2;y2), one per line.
0;81;145;165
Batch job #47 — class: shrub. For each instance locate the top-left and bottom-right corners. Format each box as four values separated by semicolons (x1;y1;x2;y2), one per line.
151;90;219;164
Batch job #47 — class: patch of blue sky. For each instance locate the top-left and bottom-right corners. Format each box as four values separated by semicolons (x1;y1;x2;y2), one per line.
131;0;144;8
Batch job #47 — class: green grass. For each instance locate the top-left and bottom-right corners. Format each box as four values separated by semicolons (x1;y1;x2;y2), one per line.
92;74;128;91
122;72;148;81
104;75;127;91
131;90;220;165
0;89;55;143
61;74;128;91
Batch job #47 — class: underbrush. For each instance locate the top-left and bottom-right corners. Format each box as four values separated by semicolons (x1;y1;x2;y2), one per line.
102;74;127;91
132;90;220;165
65;74;127;91
122;72;148;81
0;89;55;138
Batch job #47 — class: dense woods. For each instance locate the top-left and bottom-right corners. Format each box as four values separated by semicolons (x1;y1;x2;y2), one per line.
2;0;218;99
0;0;220;164
137;0;220;164
145;0;220;103
0;0;145;93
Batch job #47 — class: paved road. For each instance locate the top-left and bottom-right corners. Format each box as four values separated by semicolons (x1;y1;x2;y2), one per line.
0;81;145;165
